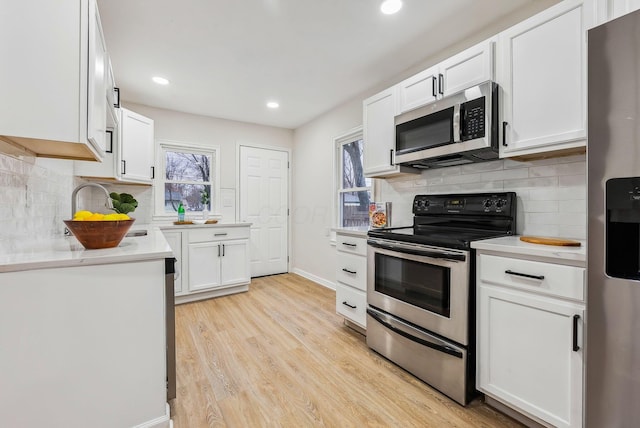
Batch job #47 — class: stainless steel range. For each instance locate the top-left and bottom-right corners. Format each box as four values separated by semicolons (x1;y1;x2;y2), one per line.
366;192;516;405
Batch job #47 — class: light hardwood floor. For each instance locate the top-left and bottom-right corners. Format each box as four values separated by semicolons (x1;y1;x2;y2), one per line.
171;273;522;428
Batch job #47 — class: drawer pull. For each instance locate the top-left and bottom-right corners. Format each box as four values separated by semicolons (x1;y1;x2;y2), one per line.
214;233;228;236
573;314;580;352
342;268;357;275
342;301;357;309
341;242;357;247
505;270;545;281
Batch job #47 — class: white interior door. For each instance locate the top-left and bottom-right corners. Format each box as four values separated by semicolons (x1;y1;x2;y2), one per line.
239;146;289;277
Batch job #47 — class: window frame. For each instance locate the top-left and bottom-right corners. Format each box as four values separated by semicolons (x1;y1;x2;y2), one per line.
153;140;221;220
333;126;372;230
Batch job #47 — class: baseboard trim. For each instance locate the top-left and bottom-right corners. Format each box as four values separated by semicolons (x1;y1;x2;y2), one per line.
132;403;171;428
291;268;335;290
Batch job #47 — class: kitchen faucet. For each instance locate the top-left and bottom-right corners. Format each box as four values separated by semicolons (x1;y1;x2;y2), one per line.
71;183;114;217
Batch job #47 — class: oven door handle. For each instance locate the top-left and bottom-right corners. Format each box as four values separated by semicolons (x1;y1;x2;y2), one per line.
367;307;464;359
367;239;466;262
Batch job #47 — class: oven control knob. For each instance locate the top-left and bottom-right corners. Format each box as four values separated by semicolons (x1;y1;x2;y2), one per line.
495;199;506;208
483;199;493;209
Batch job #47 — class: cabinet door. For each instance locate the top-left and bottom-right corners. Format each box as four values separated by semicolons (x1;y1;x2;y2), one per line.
220;240;250;286
187;242;222;292
363;87;405;177
397;67;439;114
608;0;640;19
478;285;584;428
439;39;494;96
120;108;154;183
87;0;107;154
498;0;590;157
163;231;183;295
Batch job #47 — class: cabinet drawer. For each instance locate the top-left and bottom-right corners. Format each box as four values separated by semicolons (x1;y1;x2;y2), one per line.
336;234;367;256
336;252;367;291
188;227;250;243
479;254;585;301
335;283;367;328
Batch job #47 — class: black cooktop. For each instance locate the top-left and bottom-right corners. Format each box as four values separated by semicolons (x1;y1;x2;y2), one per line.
368;192;517;250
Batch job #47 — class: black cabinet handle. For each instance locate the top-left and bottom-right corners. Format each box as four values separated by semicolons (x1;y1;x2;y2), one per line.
389;149;394;166
505;270;545;280
105;130;113;153
438;73;444;95
573;314;580;352
217;244;221;257
222;244;225;257
341;242;357;247
342;268;357;275
121;159;126;175
114;87;120;108
502;121;508;146
151;166;155;179
432;76;437;97
342;301;357;309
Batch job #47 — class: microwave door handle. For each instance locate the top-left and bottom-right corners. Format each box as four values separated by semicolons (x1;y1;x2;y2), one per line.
452;104;461;143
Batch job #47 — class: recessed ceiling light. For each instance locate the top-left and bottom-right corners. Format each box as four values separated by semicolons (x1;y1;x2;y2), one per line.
266;101;280;109
152;76;170;85
380;0;402;15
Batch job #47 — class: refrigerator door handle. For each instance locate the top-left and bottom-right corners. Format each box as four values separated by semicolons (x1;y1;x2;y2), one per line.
573;314;580;352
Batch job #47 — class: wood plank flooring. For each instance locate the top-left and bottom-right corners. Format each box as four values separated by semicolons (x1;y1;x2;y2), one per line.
171;273;522;428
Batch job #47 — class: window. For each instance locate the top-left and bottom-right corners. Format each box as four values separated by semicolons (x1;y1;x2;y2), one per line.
155;141;220;217
336;127;372;227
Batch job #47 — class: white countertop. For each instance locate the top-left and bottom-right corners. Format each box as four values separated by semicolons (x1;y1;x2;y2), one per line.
333;226;370;237
471;236;586;266
158;221;251;230
0;226;173;273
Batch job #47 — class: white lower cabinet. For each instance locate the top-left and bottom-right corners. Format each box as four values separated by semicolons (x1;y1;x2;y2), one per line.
162;225;251;304
476;253;585;428
335;231;367;331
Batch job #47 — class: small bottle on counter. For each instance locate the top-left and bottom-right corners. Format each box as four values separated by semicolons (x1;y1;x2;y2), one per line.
178;201;185;222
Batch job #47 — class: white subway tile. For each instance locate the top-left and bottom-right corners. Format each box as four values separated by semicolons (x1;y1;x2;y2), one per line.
503;176;558;191
559;200;586;213
521;199;559;213
460;160;504;174
559;174;586;187
442;172;483;185
481;168;529;182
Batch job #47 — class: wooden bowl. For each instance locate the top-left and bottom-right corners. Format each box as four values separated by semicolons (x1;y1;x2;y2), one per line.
64;219;135;249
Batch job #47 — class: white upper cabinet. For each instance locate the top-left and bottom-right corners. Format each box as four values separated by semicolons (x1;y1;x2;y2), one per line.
397;39;494;114
0;0;107;161
591;0;640;25
119;108;155;184
363;87;417;178
498;0;592;158
75;107;154;185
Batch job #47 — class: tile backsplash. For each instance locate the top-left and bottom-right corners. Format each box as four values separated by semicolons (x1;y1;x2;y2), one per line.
379;154;587;239
0;154;74;242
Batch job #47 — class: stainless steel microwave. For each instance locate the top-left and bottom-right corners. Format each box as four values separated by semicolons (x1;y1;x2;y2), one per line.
394;81;499;169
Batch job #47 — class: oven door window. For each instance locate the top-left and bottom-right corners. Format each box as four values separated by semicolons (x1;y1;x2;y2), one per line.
374;253;451;317
396;106;454;155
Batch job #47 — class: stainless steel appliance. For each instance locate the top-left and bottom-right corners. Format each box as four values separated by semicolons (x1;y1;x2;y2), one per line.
367;192;516;405
394;81;499;169
587;11;640;426
165;257;176;401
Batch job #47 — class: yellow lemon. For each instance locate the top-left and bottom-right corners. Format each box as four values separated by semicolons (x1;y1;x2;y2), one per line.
103;213;119;221
73;210;93;220
86;213;105;221
116;213;130;220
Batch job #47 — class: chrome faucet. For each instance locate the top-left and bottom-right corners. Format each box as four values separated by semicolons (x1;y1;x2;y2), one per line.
71;183;114;216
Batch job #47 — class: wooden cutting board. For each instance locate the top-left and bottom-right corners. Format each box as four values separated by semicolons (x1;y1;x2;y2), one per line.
520;236;582;247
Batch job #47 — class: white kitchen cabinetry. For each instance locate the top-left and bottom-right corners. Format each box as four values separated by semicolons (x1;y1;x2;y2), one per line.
476;252;585;428
363;88;418;178
0;0;108;161
498;0;591;158
592;0;640;25
75;107;155;185
335;231;367;331
397;39;494;114
163;225;251;304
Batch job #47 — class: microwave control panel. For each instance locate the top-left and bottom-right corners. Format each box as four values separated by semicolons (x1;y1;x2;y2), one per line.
461;96;485;141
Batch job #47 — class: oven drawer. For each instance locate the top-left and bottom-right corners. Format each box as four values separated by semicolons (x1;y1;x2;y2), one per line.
336;234;367;256
479;254;585;302
335;283;366;328
336;252;367;291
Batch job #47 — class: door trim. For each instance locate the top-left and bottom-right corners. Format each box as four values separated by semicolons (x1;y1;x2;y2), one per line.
236;142;292;273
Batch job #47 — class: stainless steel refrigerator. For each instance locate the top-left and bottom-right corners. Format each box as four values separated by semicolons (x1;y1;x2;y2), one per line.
587;10;640;427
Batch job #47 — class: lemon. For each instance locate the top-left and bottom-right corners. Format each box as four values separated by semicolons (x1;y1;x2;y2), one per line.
86;213;105;221
103;213;119;221
116;213;130;220
73;210;93;220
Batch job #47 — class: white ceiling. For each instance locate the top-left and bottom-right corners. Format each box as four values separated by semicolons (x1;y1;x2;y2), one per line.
98;0;553;130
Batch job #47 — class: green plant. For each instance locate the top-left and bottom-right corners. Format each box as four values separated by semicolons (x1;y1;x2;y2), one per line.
200;189;210;206
110;192;138;215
